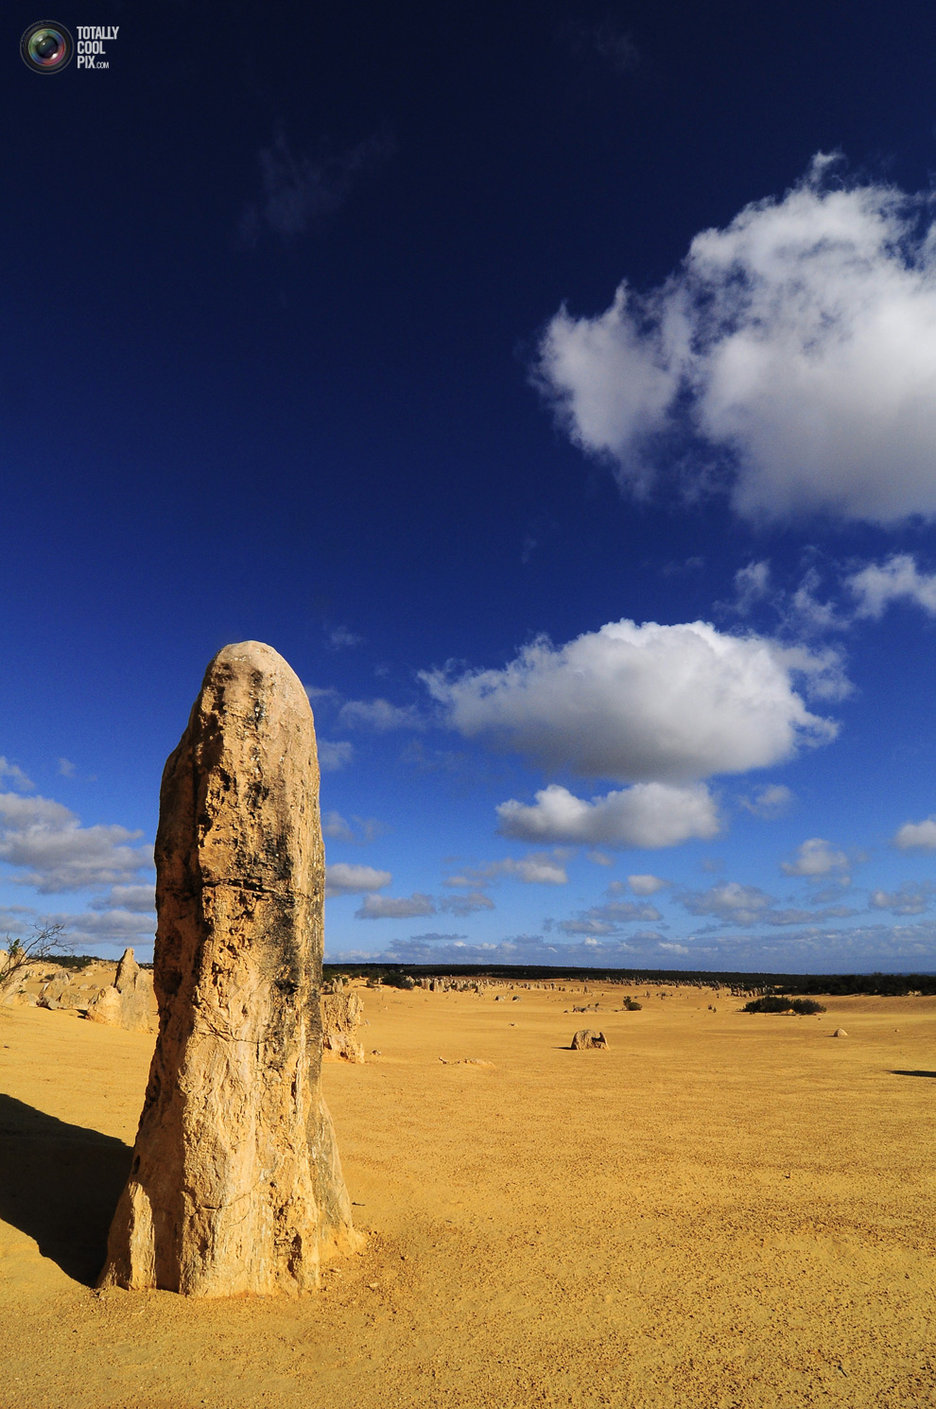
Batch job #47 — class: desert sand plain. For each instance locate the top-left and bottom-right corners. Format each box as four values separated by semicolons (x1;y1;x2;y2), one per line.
0;978;933;1409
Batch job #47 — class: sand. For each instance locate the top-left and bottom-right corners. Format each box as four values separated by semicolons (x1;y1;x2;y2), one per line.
1;980;933;1408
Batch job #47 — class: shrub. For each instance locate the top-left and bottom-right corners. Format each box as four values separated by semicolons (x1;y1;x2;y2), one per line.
381;971;417;990
743;995;795;1014
622;998;642;1011
791;997;826;1015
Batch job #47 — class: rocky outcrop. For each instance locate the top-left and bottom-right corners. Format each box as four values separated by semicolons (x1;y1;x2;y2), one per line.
571;1029;608;1050
99;641;360;1297
322;987;365;1063
85;949;157;1032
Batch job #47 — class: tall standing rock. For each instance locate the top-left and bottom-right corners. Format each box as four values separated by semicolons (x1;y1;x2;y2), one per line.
99;641;360;1297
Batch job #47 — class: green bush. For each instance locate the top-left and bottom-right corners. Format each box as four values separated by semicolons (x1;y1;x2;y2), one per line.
743;995;795;1013
743;994;827;1014
381;971;417;990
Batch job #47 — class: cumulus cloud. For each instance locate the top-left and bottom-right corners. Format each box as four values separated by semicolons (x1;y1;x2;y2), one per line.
439;890;496;916
558;898;662;935
89;884;155;913
739;783;794;819
0;792;153;894
627;873;668;895
325;863;392;897
497;782;720;848
355;892;436;920
681;881;773;925
424;620;840;784
893;816;936;850
869;883;932;916
848;554;936;619
537;156;936;524
781;837;850;878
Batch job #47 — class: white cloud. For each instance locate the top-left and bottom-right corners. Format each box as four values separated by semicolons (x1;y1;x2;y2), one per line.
325;863;392;897
681;881;773;925
317;739;353;772
497;781;720;848
445;854;569;887
0;758;34;791
57;758;76;779
869;883;932;916
337;697;424;732
732;561;771;615
355;892;436;920
848;554;936;619
322;811;384;844
781;837;850;878
326;625;363;650
739;783;794;819
89;884;156;914
558;898;662;935
893;816;936;850
424;619;839;783
627;873;668;895
538;156;936;524
0;792;153;894
439;890;496;916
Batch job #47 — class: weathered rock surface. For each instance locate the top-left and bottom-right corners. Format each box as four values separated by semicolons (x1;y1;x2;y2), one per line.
322;987;365;1063
832;1028;848;1038
571;1029;608;1050
99;641;360;1297
85;949;157;1032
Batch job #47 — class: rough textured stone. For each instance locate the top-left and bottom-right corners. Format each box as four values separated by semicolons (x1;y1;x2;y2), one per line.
832;1028;848;1038
571;1028;608;1050
322;988;365;1063
85;949;157;1032
99;641;360;1297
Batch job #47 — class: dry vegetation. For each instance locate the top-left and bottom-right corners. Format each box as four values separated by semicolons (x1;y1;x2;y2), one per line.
1;978;933;1407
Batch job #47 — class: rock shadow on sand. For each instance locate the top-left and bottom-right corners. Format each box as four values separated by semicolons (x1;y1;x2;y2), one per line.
890;1069;936;1079
0;1094;132;1284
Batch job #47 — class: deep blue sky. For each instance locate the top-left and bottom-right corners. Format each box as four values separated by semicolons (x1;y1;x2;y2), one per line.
5;0;936;972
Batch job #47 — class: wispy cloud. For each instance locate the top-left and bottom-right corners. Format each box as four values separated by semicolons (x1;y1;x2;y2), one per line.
238;128;395;247
0;758;34;792
355;892;436;920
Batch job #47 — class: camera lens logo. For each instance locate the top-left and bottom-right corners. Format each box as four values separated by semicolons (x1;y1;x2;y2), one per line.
20;21;74;73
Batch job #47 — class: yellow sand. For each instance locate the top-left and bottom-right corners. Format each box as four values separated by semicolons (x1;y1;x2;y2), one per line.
1;981;933;1408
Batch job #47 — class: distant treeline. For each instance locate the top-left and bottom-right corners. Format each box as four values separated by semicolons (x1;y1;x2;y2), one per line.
321;962;936;996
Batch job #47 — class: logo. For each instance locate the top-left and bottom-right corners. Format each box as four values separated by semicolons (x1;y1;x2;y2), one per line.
20;21;74;73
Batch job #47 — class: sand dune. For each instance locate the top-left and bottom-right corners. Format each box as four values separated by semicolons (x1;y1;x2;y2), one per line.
1;980;933;1408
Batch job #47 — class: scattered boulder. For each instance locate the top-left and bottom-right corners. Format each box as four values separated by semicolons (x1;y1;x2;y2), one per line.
99;641;361;1297
571;1029;608;1050
85;949;157;1033
832;1028;848;1038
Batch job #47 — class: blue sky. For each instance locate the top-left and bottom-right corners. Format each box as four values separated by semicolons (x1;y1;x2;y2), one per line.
5;0;936;973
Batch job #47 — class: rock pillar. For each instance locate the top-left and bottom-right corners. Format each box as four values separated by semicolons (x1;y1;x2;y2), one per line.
99;641;360;1296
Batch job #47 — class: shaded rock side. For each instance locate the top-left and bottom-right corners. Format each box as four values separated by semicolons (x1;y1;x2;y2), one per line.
99;641;360;1297
571;1029;608;1050
85;948;157;1032
322;989;365;1062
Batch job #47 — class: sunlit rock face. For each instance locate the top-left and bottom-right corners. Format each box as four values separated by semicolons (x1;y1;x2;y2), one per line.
99;641;360;1297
